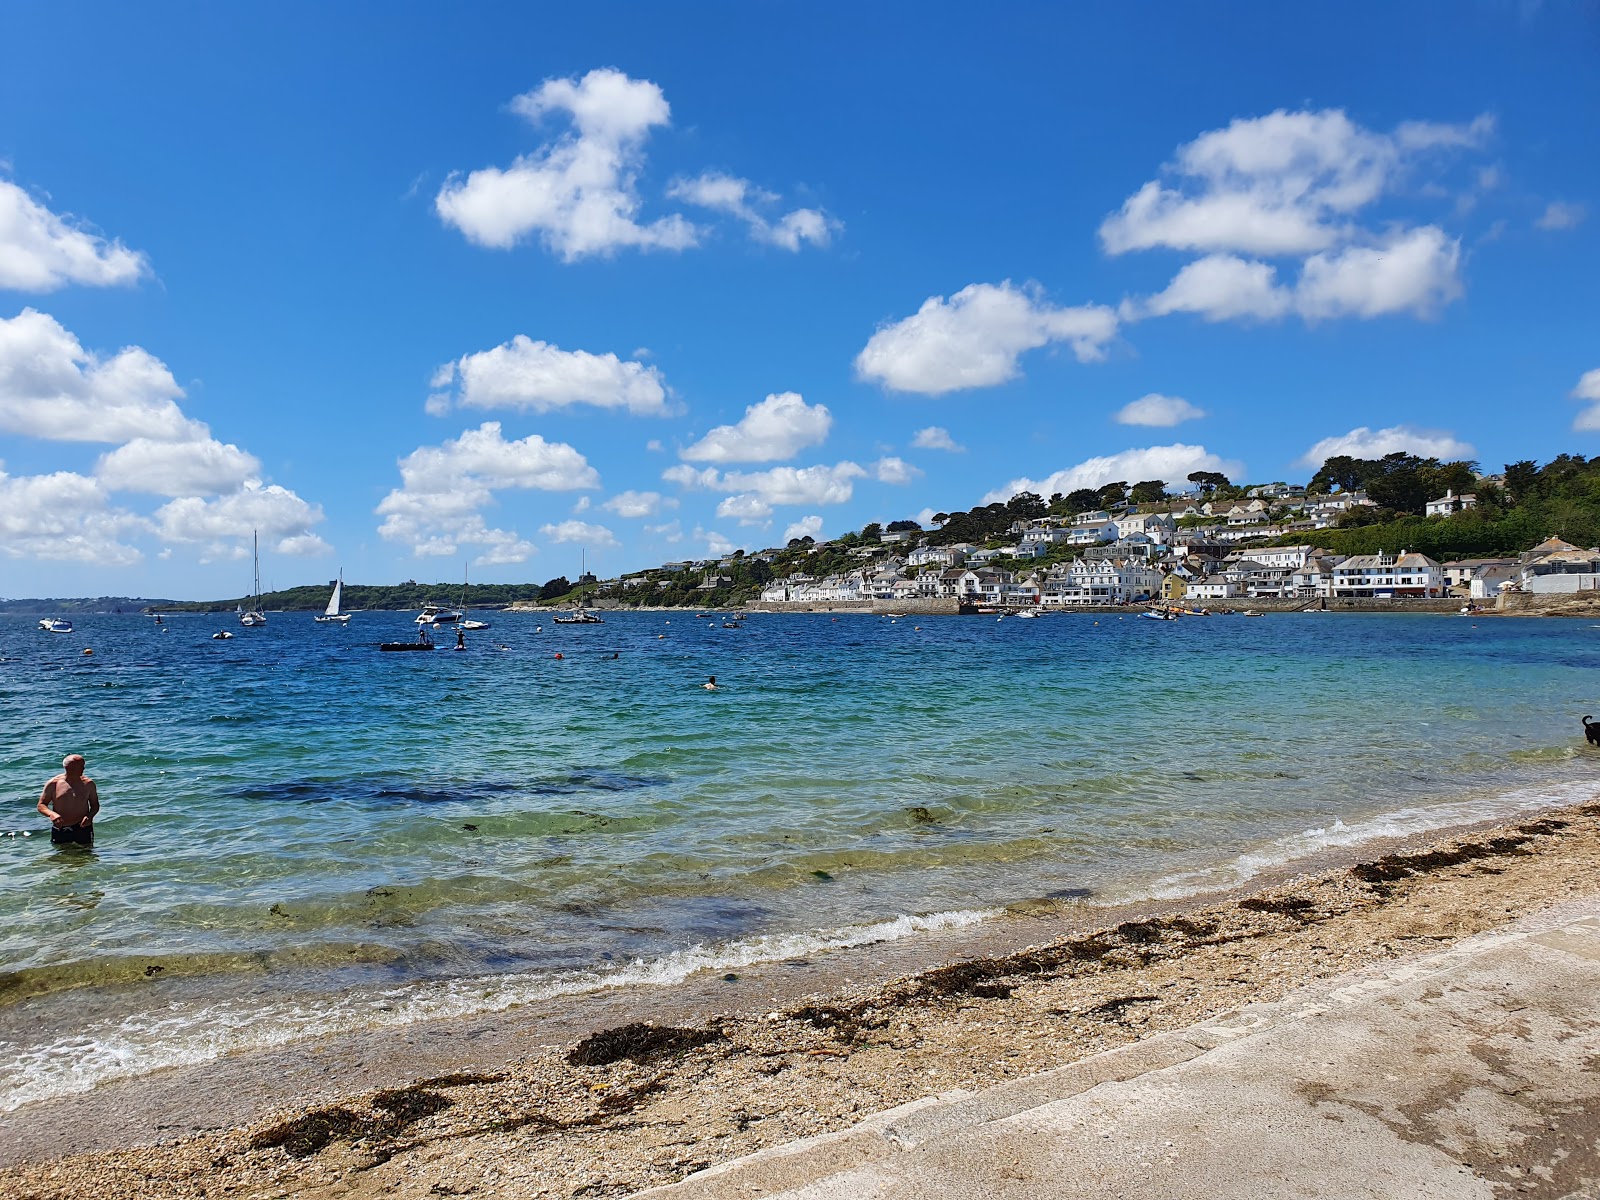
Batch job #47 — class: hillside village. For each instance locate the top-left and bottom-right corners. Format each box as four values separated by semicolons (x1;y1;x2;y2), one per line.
593;456;1600;611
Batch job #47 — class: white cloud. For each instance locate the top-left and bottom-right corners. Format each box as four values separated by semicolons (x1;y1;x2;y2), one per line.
911;426;963;452
1294;226;1461;320
873;456;922;485
680;392;831;462
667;171;839;250
1114;393;1207;427
716;493;774;525
602;489;671;518
539;519;618;548
1572;369;1600;432
1101;109;1488;257
0;466;145;565
1107;109;1486;325
1139;254;1291;322
377;421;599;558
433;335;671;416
1296;425;1476;467
983;444;1246;505
783;515;823;542
571;495;591;513
644;518;683;543
645;439;665;453
0;179;149;292
697;526;740;557
153;481;330;556
916;507;942;527
1536;201;1587;232
664;461;866;508
0;308;202;442
436;68;698;260
95;437;261;496
856;282;1118;395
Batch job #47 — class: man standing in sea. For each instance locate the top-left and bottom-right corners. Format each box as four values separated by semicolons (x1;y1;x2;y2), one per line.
38;754;99;846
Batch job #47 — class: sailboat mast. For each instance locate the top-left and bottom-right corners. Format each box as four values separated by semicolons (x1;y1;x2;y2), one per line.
253;530;262;606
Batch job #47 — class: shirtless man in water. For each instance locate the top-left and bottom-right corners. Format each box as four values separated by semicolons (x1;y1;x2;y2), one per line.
38;754;99;846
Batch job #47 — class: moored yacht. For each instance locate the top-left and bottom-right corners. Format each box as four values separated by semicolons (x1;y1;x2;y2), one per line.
38;618;73;633
415;604;462;626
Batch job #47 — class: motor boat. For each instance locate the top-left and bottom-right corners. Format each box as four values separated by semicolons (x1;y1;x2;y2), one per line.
415;605;462;626
552;610;604;624
39;618;73;633
212;630;234;640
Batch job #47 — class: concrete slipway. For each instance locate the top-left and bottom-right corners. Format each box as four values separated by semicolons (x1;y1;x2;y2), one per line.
630;897;1600;1199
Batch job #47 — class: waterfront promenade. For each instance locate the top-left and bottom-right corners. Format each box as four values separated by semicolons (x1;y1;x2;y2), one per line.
636;896;1600;1199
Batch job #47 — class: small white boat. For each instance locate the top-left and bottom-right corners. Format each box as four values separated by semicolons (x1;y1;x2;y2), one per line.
415;604;462;626
1141;609;1177;621
552;609;603;624
39;618;73;633
1014;609;1040;619
314;572;351;624
240;530;267;626
212;630;234;640
457;564;490;629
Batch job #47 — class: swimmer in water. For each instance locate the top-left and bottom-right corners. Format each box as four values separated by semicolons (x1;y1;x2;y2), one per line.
38;754;98;847
704;675;719;690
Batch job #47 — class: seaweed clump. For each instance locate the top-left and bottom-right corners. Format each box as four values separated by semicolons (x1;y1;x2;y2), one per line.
567;1022;724;1067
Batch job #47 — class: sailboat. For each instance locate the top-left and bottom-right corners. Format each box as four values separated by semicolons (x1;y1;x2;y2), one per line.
458;564;490;630
552;550;604;624
239;531;267;626
314;571;351;624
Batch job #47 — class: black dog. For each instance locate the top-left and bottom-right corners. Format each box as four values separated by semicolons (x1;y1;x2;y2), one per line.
1585;716;1600;747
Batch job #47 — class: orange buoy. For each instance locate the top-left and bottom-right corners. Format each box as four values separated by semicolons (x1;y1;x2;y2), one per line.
553;652;564;659
82;648;94;656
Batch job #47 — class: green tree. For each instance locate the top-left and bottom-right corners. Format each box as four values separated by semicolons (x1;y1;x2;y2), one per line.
1065;488;1100;513
1129;479;1167;504
1096;481;1129;509
1186;470;1231;494
538;576;572;601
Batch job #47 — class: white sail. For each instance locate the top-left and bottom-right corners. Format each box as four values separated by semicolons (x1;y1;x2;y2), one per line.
325;574;343;616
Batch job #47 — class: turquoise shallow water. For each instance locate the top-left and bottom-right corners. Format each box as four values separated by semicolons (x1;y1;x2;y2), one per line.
2;608;1598;1108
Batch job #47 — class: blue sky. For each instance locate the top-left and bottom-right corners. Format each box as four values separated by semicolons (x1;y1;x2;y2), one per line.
1;2;1595;598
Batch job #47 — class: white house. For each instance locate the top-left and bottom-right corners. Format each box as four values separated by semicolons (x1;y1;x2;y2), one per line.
1187;575;1243;599
1521;548;1600;594
1072;509;1113;526
1425;490;1478;518
1114;511;1177;540
1330;550;1443;597
1065;521;1119;546
1236;545;1320;570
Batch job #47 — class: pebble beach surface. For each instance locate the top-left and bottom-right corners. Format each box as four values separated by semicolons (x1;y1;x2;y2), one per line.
6;797;1599;1200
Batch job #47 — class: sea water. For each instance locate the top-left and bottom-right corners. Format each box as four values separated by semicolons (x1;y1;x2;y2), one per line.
1;608;1597;1110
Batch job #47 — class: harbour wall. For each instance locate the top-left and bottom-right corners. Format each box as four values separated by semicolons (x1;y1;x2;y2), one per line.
744;598;960;615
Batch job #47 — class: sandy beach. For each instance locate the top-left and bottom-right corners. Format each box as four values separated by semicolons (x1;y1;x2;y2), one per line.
5;793;1599;1199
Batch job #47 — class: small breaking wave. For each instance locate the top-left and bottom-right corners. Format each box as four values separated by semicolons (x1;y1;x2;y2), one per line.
1137;779;1600;902
0;906;993;1113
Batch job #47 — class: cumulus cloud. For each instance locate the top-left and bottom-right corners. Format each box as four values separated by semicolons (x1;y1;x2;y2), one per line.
602;489;672;518
0;308;202;442
0;179;149;292
539;518;618;548
153;481;330;556
1295;226;1461;320
1536;201;1586;232
667;171;839;250
430;336;671;416
1107;109;1487;324
644;518;683;543
716;493;774;525
911;426;963;452
1572;369;1600;432
680;392;831;462
698;527;741;558
435;68;697;260
95;437;261;496
855;282;1119;395
1296;425;1476;467
377;421;599;560
783;515;823;542
0;465;145;565
873;456;922;484
1139;255;1291;322
982;444;1246;505
664;461;866;509
1114;393;1207;427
